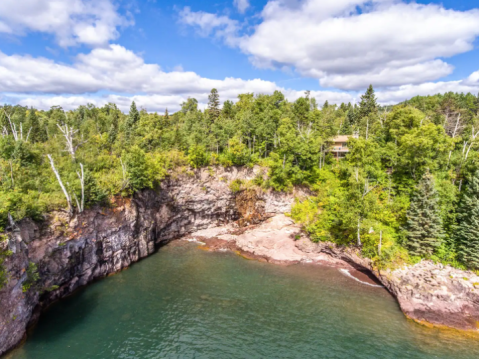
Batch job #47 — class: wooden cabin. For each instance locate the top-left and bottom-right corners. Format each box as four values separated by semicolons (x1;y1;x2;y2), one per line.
329;134;358;159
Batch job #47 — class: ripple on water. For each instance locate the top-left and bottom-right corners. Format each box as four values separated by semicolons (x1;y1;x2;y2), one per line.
7;243;479;359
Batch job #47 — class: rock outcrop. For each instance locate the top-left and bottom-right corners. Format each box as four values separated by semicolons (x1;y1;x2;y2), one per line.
1;165;479;356
295;238;479;331
0;166;296;356
195;215;479;332
377;261;479;331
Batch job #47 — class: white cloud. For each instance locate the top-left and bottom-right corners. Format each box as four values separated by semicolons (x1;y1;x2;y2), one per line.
0;45;274;95
319;60;454;90
182;0;479;90
234;0;250;14
179;7;240;47
376;80;479;105
0;0;131;47
4;41;479;112
1;44;355;112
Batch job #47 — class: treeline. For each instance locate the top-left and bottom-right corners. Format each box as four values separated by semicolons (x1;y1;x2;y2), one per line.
1;87;479;269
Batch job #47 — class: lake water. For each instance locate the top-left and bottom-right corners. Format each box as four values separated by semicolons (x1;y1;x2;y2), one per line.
7;242;479;359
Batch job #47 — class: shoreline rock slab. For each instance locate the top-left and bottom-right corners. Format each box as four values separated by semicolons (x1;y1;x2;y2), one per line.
194;215;479;332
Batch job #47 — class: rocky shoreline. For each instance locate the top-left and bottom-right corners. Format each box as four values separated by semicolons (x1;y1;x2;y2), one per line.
1;166;479;356
188;214;479;332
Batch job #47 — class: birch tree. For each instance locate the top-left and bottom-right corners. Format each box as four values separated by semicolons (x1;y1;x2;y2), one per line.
47;154;72;214
57;123;87;160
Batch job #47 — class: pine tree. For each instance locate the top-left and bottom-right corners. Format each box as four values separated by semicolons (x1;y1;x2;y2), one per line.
454;170;479;269
126;101;140;140
164;108;169;120
107;113;118;145
26;107;44;143
208;88;220;122
358;85;378;119
406;172;444;257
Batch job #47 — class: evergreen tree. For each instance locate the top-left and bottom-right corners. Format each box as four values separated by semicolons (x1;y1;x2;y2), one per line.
107;113;118;145
126;101;140;140
164;108;169;120
26;107;46;143
208;88;220;122
454;171;479;269
406;172;444;256
222;100;234;118
358;85;378;119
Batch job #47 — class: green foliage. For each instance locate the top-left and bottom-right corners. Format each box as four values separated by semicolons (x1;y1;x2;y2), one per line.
208;88;221;122
229;179;243;193
454;170;479;269
123;146;155;192
1;87;479;269
125;101;140;140
406;172;444;257
188;145;209;168
0;235;12;289
22;262;40;292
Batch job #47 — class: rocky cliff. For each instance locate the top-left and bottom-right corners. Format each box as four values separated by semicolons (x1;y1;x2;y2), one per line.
0;166;296;356
1;166;479;356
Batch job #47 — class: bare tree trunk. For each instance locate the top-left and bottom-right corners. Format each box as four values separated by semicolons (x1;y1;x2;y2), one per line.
57;123;87;160
120;158;129;190
4;110;18;141
76;163;85;213
47;154;72;214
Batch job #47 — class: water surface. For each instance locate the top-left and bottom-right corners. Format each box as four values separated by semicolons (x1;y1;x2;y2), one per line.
8;242;479;359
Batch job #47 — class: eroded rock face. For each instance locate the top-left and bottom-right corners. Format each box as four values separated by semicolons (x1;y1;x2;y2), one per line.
0;167;295;356
378;262;479;331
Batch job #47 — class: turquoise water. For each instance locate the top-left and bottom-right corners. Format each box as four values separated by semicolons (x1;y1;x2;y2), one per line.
7;242;479;359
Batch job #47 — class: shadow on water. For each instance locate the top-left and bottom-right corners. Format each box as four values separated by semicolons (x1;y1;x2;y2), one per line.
29;290;101;345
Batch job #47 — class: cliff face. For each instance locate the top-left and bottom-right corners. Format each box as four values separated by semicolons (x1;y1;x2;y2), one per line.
0;167;295;356
2;166;479;356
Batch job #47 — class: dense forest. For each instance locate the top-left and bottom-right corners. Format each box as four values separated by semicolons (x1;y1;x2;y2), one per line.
1;87;479;271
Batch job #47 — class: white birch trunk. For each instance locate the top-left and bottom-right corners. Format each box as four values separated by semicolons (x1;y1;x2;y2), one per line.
47;154;72;214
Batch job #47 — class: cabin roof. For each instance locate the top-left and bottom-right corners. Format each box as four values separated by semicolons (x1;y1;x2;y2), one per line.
332;135;351;142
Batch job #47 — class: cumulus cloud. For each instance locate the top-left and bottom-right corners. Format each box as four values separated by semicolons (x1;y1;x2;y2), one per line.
1;44;356;112
3;42;479;112
181;0;479;90
376;80;479;105
179;7;240;46
0;45;276;96
234;0;250;14
0;0;131;47
319;61;454;90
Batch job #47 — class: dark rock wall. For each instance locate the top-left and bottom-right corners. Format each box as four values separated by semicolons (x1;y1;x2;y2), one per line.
0;167;294;356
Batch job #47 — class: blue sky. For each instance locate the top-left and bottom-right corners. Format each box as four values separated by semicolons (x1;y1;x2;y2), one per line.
1;0;479;112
